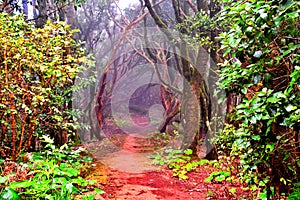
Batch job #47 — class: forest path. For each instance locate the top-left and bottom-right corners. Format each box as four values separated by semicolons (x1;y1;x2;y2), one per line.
87;134;209;200
84;116;250;199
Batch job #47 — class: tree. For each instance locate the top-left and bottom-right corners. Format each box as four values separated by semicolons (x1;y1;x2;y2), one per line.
141;0;221;158
75;0;222;159
0;13;87;160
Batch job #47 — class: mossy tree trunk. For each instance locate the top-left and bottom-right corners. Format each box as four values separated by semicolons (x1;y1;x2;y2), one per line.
144;0;218;159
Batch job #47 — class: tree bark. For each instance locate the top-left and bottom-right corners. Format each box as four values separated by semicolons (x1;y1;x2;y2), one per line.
36;0;47;28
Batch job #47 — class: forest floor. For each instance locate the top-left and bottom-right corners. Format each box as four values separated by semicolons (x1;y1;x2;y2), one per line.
83;115;253;200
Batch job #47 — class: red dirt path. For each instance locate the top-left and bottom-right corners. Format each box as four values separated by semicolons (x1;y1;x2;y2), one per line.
86;135;251;200
85;116;252;199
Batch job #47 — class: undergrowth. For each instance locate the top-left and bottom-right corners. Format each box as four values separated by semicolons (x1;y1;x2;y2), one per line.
0;135;103;200
149;148;209;180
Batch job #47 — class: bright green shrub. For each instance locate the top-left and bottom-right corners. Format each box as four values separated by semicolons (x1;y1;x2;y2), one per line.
0;135;103;199
216;0;300;197
0;13;87;160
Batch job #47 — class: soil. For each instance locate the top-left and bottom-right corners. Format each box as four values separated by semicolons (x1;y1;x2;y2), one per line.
83;115;253;200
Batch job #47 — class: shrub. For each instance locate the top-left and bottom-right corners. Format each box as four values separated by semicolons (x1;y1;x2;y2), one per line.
0;13;87;160
0;135;103;199
216;0;300;197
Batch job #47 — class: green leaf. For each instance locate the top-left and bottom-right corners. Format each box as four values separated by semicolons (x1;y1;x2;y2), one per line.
253;50;263;58
267;96;279;103
260;12;268;19
184;163;194;171
66;182;78;194
0;176;8;184
285;104;297;112
184;149;193;155
95;188;105;194
53;177;67;184
197;159;209;165
266;143;275;151
0;188;21;200
241;87;247;95
259;189;268;200
9;181;32;189
221;171;230;177
229;188;237;194
59;164;79;177
83;156;93;163
250;116;257;124
204;176;214;182
215;175;226;181
251;135;261;140
178;173;189;180
283;154;290;161
41;135;54;144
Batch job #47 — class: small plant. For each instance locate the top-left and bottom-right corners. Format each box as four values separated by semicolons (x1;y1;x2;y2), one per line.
228;187;237;195
149;148;209;179
149;147;184;166
288;183;300;200
0;135;103;200
206;190;215;198
204;171;231;182
115;117;132;129
149;132;172;146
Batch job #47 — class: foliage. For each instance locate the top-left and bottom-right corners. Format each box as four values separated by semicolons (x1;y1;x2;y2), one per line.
288;182;300;200
0;135;103;199
149;148;209;180
216;0;300;196
0;13;89;160
204;171;231;182
179;9;215;49
149;128;182;147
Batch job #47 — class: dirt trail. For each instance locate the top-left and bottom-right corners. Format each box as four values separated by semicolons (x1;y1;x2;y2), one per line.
97;135;157;173
87;135;209;200
84;116;250;200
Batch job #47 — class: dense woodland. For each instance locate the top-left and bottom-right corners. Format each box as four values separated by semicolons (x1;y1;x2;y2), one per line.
0;0;299;199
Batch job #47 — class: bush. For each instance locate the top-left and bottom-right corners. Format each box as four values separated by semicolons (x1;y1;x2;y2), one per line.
0;13;88;160
0;135;103;199
216;0;300;197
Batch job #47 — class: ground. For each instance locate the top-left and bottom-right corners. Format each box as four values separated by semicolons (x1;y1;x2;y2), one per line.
83;115;253;200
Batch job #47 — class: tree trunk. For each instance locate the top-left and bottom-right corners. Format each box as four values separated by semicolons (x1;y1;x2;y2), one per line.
36;0;47;28
159;86;180;133
65;2;79;40
179;44;217;159
180;43;200;154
